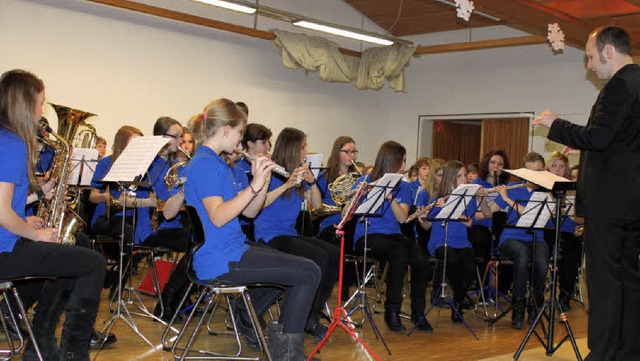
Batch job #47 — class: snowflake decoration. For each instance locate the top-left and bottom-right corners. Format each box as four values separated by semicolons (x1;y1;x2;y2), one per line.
455;0;474;22
547;23;565;52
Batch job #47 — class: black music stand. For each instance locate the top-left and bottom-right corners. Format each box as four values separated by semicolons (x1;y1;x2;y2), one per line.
307;181;382;361
408;184;480;339
94;136;170;352
514;181;582;360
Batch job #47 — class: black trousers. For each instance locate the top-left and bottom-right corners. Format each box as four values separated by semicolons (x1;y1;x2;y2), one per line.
267;235;339;318
318;223;358;291
92;215;134;261
216;245;320;333
142;226;191;294
434;246;476;304
584;218;640;361
558;231;583;297
0;238;105;303
355;233;429;314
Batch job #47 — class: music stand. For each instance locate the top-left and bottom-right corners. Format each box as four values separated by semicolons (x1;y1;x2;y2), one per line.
408;184;480;339
307;180;382;361
512;176;582;360
95;136;170;352
67;148;98;187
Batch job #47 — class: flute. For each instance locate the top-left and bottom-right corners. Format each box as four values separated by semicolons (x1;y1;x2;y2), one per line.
484;183;526;193
404;198;439;223
234;149;291;178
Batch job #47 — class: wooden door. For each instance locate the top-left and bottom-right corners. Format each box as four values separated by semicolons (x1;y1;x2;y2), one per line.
432;121;481;165
481;118;530;168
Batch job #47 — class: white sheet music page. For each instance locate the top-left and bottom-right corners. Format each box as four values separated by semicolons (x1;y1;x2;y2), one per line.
516;191;555;228
504;168;571;190
68;148;99;186
101;136;170;182
354;173;403;215
306;153;323;180
434;184;481;220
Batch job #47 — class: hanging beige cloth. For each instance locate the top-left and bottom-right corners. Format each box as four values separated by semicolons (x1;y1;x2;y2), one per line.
272;30;415;92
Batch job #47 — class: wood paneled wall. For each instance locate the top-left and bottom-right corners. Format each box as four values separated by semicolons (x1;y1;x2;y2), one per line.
481;118;530;168
432;121;482;165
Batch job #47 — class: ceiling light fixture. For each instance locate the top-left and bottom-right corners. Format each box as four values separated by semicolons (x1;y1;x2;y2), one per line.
190;0;411;46
192;0;256;14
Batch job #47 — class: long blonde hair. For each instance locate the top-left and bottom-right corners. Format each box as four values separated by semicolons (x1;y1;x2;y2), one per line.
0;70;45;191
189;98;247;147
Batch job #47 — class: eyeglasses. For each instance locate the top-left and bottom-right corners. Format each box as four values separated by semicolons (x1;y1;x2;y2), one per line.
164;133;183;139
340;149;359;155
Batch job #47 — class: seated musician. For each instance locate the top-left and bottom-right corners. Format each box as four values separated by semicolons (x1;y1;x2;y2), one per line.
183;98;320;360
492;151;549;330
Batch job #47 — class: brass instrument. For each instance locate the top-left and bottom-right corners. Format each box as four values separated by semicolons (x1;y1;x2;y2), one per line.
36;121;85;244
152;150;190;231
310;160;362;220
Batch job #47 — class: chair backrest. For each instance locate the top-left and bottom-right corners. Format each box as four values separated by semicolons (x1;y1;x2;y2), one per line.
183;206;206;283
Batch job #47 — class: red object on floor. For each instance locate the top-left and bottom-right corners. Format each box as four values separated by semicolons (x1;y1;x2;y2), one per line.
138;259;176;295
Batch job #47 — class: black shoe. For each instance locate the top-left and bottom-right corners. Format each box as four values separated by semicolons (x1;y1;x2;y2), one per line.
89;329;117;349
411;314;433;332
0;303;26;340
154;300;183;323
559;292;572;311
451;303;464;324
461;295;475;310
304;317;328;339
511;298;525;330
384;310;406;332
234;312;260;351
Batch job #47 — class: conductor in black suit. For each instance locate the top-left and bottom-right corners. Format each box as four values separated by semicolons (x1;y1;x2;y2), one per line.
534;26;640;361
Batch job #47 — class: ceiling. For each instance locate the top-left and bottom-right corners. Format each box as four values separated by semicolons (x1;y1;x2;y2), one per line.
345;0;640;53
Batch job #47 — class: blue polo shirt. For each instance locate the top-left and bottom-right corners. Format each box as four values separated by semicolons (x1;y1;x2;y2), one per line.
427;197;476;255
495;183;546;245
0;128;28;253
353;174;411;242
316;171;342;234
184;146;249;281
234;157;252;184
90;156;133;228
254;175;308;242
472;178;493;227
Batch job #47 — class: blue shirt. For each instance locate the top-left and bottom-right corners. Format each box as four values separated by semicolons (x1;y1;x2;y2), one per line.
427;197;476;255
472;178;493;227
36;144;55;174
317;171;341;234
495;183;546;245
184;146;249;281
234;157;252;184
407;179;423;206
0;128;28;253
254;175;308;242
353;175;411;242
90;156;133;228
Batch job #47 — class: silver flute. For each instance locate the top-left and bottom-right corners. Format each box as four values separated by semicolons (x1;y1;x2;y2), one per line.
234;150;291;178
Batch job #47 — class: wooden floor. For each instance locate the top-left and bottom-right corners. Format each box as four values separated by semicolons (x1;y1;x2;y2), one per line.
12;274;590;361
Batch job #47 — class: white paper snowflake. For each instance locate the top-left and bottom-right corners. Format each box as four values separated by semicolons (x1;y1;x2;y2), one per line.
455;0;474;22
547;23;565;52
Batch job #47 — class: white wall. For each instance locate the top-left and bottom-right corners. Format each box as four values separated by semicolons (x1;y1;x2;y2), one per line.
1;0;603;166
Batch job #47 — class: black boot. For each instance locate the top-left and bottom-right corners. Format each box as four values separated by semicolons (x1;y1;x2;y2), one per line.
384;309;405;332
231;300;260;351
22;286;68;361
528;296;543;324
511;297;526;330
0;297;26;340
410;306;433;332
559;290;572;311
153;285;183;322
59;295;100;361
304;313;328;338
267;321;319;361
451;302;464;324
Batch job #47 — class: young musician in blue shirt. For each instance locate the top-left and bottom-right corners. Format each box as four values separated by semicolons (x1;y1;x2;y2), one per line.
492;152;549;330
0;69;105;361
184;99;320;360
352;141;431;332
425;161;491;323
253;127;339;338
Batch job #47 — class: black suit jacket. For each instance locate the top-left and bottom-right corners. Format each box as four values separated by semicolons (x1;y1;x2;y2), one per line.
548;64;640;220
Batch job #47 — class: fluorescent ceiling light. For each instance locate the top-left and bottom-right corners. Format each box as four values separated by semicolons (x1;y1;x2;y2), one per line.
294;20;395;46
192;0;256;14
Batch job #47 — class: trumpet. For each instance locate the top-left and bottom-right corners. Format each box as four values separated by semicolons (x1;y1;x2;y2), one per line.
234;149;290;178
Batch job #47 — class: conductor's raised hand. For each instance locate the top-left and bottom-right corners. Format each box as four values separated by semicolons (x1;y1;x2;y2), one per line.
532;109;559;128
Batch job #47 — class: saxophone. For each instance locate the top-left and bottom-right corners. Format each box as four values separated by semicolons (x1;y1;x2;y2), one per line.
36;104;96;244
37;121;85;244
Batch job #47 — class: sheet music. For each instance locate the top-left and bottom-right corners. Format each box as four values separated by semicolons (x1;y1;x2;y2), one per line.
504;168;572;190
434;184;481;220
306;153;323;179
102;136;170;182
67;148;99;186
515;191;555;228
565;194;576;217
354;173;403;215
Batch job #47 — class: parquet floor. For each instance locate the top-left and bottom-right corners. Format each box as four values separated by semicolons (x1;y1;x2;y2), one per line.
12;271;590;361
